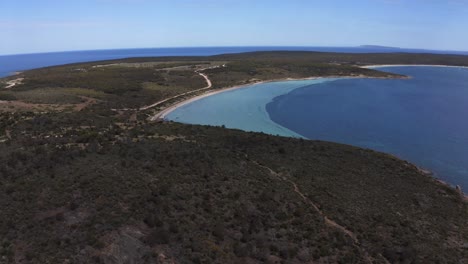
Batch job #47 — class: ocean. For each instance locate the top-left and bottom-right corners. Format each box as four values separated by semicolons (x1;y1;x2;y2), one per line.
2;47;468;189
2;46;468;78
166;78;331;137
167;66;468;190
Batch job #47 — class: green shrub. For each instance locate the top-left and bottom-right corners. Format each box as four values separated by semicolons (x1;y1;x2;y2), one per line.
146;228;170;245
0;92;17;101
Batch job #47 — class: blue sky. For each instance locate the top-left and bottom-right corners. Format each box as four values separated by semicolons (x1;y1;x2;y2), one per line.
1;0;467;55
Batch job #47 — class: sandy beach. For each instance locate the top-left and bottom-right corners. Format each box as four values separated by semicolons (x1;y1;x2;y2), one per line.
361;64;468;69
151;81;268;121
150;76;332;121
149;72;410;121
150;64;467;121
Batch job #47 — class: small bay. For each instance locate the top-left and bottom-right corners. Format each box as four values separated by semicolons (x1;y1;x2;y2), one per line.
166;79;334;138
267;66;468;189
167;66;468;190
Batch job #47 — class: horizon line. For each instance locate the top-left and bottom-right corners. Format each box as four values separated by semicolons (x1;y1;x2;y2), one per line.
1;45;468;57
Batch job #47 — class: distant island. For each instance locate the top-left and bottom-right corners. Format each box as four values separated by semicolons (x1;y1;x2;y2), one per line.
359;45;401;49
0;51;467;263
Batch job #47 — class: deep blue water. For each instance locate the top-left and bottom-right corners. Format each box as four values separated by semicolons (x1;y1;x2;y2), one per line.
267;66;468;189
3;46;468;190
2;46;468;78
167;66;468;189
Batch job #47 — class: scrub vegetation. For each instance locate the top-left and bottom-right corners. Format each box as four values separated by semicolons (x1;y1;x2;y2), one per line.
1;51;468;263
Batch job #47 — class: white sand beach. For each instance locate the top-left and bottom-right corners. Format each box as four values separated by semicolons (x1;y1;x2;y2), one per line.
361;64;468;68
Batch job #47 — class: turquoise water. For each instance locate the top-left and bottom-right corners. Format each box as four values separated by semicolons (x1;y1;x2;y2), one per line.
167;66;468;190
166;79;335;137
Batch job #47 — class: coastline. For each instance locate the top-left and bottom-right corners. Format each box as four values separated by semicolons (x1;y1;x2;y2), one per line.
0;71;22;79
151;76;323;121
150;74;402;121
150;66;468;199
361;64;468;69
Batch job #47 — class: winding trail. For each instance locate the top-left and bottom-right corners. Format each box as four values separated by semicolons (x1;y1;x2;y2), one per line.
110;64;223;113
140;69;213;111
249;157;388;264
4;78;24;89
251;160;358;241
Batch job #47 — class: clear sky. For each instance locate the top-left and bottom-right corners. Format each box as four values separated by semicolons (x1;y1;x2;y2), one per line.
1;0;467;55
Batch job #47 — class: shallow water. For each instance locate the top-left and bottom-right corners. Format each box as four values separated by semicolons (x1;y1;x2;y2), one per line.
168;66;468;190
166;79;335;137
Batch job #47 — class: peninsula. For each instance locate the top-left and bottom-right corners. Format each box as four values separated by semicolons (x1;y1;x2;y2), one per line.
1;51;467;263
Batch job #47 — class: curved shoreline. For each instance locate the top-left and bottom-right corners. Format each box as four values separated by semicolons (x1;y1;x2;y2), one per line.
362;64;468;69
150;64;468;121
150;76;324;121
150;75;401;121
150;65;468;198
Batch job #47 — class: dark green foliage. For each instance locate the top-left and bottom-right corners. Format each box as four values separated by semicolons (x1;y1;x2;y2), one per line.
204;60;403;89
0;110;467;263
213;51;468;66
9;65;206;108
146;228;170;245
1;52;468;263
18;67;160;94
0;92;16;101
4;51;468;110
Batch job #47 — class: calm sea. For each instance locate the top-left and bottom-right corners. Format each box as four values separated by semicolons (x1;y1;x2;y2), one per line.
168;66;468;190
3;47;468;189
2;46;468;78
267;66;468;189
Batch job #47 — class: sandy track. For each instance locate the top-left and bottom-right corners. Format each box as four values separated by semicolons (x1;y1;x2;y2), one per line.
140;71;213;111
4;78;24;89
249;158;382;263
361;64;468;68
